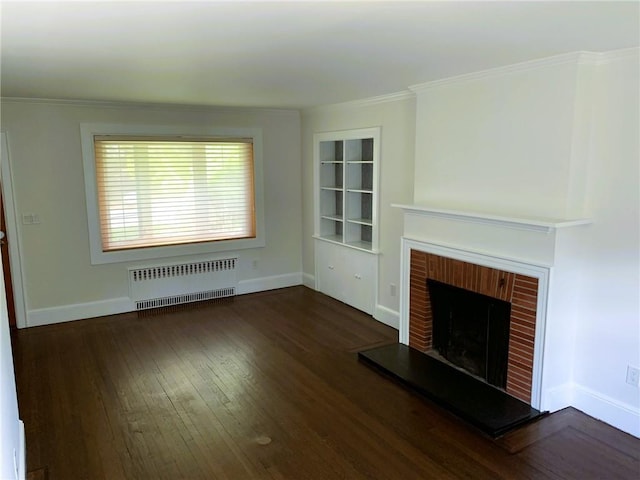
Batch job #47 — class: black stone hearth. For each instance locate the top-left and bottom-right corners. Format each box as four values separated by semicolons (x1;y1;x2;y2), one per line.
358;343;546;438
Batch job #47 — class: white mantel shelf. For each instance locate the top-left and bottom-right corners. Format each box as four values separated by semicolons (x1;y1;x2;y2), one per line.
393;204;592;234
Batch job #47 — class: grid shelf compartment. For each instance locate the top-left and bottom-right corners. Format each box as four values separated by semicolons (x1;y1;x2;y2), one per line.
314;129;379;252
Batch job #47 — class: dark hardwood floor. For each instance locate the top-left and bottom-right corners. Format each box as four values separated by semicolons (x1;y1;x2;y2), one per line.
13;286;640;479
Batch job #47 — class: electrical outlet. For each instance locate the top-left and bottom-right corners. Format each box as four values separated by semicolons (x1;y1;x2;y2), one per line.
626;365;640;387
251;259;258;270
390;283;397;297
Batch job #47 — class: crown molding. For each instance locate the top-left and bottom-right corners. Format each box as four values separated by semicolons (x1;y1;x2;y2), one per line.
0;96;300;116
303;90;415;114
409;48;639;93
589;46;640;65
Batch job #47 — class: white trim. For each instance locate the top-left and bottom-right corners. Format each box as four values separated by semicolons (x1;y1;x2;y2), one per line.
374;304;399;330
402;234;555;268
583;46;640;65
0;132;28;329
399;237;550;410
410;52;586;92
572;384;640;438
313;235;381;255
543;383;574;413
302;272;315;289
3;49;635;116
393;204;592;234
303;90;414;114
399;240;411;345
27;297;135;327
237;272;302;295
25;274;303;327
408;50;640;93
79;123;266;265
0;96;298;116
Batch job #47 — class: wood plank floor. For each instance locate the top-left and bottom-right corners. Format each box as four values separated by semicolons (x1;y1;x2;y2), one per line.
13;286;640;479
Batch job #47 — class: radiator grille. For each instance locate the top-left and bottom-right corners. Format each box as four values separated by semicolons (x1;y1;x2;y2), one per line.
129;258;237;311
135;288;235;311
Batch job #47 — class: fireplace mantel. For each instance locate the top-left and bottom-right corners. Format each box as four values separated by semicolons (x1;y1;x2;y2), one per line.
393;204;592;234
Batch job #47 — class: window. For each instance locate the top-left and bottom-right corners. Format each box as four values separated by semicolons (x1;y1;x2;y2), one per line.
81;124;265;264
94;136;255;250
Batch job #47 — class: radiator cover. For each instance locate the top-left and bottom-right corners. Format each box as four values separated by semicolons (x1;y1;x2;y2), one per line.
128;257;238;310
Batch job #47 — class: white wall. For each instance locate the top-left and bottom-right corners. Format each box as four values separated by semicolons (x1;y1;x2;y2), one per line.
301;95;416;326
0;100;302;326
411;56;585;219
570;52;640;433
0;132;25;480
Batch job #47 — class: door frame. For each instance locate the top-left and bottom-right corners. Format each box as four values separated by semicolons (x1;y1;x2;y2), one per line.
0;132;27;328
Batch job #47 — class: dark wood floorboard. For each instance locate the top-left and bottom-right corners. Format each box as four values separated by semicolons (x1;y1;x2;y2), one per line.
13;286;640;479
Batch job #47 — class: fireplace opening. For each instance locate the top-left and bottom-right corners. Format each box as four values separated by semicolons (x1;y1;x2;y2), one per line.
427;279;511;389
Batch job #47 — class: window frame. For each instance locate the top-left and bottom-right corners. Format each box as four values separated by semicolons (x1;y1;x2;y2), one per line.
80;123;265;265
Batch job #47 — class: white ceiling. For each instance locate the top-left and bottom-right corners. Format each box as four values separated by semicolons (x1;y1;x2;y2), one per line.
1;1;638;109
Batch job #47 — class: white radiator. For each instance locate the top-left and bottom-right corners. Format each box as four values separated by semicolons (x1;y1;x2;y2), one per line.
128;257;238;310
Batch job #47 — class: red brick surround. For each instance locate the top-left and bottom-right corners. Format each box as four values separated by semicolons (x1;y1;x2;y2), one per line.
409;250;537;403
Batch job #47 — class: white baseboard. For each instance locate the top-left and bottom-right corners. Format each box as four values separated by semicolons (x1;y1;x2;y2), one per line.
25;273;305;327
27;297;135;327
302;272;315;289
542;382;574;413
542;382;640;438
236;272;302;295
374;304;400;329
571;383;640;438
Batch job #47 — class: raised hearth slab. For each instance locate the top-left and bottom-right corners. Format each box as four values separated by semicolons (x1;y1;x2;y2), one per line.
358;343;546;438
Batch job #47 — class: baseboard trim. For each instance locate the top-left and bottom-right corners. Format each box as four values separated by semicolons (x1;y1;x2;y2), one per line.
27;297;135;327
542;383;574;413
302;272;315;289
571;383;640;438
236;273;303;295
542;382;640;438
26;273;304;327
374;304;400;329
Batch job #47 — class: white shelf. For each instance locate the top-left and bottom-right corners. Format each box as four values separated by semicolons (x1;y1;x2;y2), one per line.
315;127;379;251
344;239;375;252
393;204;592;233
347;217;373;226
314;234;343;244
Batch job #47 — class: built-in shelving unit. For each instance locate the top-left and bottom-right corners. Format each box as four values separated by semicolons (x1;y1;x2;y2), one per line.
314;127;380;315
315;128;379;251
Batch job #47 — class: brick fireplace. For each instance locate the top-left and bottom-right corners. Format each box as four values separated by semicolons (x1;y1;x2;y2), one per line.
408;249;538;403
395;205;592;411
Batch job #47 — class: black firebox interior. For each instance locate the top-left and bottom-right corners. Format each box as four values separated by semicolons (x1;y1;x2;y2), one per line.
428;279;511;389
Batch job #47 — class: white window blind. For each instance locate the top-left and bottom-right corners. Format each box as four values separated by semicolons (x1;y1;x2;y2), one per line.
93;136;256;252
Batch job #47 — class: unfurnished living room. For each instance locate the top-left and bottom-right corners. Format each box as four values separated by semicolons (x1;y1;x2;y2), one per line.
0;1;639;479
